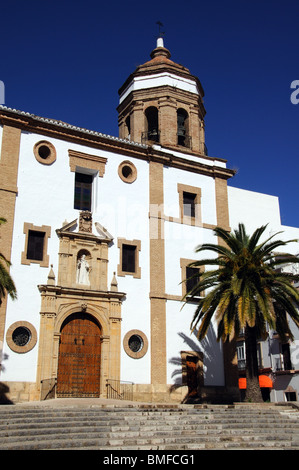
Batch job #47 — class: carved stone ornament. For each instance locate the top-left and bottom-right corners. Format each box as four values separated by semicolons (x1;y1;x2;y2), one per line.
79;211;92;233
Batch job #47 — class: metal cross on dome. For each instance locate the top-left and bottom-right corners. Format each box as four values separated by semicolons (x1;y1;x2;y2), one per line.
156;21;165;38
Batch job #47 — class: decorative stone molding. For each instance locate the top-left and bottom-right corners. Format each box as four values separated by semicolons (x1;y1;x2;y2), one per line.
36;216;125;399
68;149;107;177
79;210;93;233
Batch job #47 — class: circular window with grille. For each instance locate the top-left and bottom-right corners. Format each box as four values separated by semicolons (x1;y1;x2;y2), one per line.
6;321;37;354
128;334;143;353
34;140;56;165
12;327;31;347
123;330;148;359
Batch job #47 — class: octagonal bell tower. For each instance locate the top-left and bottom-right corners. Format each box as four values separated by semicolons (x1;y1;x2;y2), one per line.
117;37;207;155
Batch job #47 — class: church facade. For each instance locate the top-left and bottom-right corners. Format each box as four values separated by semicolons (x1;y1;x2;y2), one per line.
0;38;299;403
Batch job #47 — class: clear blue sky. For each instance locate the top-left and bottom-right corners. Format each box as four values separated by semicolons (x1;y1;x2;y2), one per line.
1;0;298;228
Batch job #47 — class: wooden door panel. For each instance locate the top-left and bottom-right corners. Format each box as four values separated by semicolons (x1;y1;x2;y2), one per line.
186;356;198;396
57;313;101;397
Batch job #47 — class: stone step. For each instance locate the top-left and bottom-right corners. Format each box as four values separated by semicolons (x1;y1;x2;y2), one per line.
1;422;298;443
0;406;296;418
1;432;299;450
1;415;298;434
0;402;298;450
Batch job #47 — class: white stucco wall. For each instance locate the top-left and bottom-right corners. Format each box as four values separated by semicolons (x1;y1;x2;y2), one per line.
228;186;282;236
163;165;225;386
1;130;151;383
119;73;199;104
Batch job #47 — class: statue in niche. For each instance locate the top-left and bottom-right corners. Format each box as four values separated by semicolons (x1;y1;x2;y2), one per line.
76;254;90;285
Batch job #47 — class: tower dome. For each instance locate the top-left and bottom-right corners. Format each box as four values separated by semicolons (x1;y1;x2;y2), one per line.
117;38;206;154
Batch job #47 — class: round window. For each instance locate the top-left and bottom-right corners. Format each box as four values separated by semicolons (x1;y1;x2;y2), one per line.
33;140;56;165
128;334;143;353
123;330;148;359
118;161;137;183
6;322;37;354
12;327;31;347
122;165;133;179
38;145;51;160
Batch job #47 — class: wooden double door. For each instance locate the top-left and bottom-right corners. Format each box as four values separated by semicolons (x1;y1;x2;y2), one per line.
57;313;102;397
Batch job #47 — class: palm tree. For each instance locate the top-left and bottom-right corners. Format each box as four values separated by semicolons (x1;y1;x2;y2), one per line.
183;223;299;402
0;217;17;305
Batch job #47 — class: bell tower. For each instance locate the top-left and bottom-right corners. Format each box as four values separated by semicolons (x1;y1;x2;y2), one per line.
117;37;207;154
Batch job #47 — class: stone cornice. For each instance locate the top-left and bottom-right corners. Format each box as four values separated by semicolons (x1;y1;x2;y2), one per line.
0;106;235;180
38;283;126;301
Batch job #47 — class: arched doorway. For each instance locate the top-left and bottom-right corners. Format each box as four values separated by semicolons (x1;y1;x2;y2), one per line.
57;312;102;397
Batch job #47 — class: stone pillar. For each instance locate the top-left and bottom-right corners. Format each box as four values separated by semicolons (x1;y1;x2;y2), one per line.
159;98;177;147
109;299;122;379
100;335;110;398
189;106;201;152
149;160;167;385
0;125;21;345
130;101;144;144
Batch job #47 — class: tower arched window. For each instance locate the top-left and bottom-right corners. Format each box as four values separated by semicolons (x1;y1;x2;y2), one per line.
144;107;159;143
177;108;190;148
125;116;131;140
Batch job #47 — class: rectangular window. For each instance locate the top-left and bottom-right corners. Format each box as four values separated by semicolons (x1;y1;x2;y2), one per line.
117;238;141;278
74;172;93;211
281;343;292;370
186;266;200;293
122;244;136;273
178;184;201;226
237;341;246;370
180;258;204;298
21;223;51;267
26;230;45;261
183;192;196;218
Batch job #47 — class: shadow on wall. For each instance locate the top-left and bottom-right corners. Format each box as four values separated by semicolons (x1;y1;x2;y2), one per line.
0;351;14;404
169;327;222;403
0;382;13;404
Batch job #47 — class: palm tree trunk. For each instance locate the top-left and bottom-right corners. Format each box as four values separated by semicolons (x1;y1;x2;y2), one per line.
245;325;263;403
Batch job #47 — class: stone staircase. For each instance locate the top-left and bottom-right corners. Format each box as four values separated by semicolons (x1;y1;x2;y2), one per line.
0;402;299;450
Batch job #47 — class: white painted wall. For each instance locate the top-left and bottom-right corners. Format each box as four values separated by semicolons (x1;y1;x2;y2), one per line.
119;73;199;104
163;165;225;386
1;130;151;384
228;186;282;236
